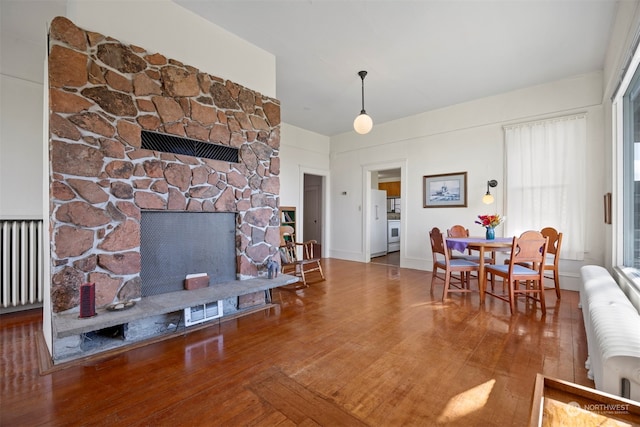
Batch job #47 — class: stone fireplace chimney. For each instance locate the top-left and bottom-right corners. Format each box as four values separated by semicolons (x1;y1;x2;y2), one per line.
48;16;281;313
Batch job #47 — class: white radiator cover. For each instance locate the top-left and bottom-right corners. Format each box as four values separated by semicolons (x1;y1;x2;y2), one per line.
1;220;44;309
580;265;640;401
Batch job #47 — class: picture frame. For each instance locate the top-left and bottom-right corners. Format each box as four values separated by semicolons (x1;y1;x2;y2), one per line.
423;172;467;208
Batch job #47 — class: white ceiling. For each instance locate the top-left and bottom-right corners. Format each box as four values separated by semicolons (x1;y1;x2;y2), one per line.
175;0;619;136
0;1;620;137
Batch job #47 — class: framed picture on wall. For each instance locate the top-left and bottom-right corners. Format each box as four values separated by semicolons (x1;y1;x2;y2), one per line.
423;172;467;208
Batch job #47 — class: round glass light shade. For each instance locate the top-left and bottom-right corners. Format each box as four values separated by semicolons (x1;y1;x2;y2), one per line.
482;193;495;204
353;113;373;134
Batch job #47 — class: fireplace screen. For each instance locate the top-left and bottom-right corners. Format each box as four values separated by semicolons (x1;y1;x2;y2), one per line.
140;211;236;296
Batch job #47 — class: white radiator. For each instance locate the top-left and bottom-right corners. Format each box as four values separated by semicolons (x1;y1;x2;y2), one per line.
0;220;44;309
580;265;640;401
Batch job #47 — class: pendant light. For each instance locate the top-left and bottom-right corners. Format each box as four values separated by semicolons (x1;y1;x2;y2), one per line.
482;180;498;204
353;70;373;134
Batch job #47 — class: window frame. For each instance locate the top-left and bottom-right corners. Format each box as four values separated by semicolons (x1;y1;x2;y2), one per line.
613;42;640;287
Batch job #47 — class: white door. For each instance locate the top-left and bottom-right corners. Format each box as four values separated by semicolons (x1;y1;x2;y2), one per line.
371;189;387;257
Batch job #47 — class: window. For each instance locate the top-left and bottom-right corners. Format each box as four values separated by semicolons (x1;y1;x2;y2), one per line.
504;115;587;260
621;57;640;269
613;41;640;288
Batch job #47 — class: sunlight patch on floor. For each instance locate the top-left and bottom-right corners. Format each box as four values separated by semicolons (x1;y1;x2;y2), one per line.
437;379;496;423
410;301;448;309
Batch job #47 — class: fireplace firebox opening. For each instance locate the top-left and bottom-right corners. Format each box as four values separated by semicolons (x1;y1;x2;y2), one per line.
140;211;236;297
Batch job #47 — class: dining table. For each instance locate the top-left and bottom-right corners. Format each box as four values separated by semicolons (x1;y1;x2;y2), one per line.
446;237;513;304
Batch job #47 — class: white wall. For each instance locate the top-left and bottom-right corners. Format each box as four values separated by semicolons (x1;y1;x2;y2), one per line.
0;77;45;218
279;123;331;244
0;0;66;219
68;0;276;98
279;123;330;204
328;72;606;291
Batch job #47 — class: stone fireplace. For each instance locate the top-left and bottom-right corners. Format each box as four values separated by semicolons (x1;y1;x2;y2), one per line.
47;16;282;319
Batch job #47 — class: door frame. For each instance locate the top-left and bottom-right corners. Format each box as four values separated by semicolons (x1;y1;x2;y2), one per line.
362;160;407;263
299;166;329;258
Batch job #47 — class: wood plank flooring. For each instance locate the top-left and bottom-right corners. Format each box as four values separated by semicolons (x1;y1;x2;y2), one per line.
371;251;400;266
0;258;592;426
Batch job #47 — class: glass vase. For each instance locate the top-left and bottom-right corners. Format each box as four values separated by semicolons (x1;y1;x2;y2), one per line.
485;227;495;240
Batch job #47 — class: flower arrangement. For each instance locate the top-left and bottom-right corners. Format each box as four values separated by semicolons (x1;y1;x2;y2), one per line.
475;214;504;229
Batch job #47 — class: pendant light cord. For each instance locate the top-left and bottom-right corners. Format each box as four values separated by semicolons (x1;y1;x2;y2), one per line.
359;71;367;114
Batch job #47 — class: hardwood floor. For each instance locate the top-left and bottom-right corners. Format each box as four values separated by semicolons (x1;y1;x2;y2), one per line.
371;251;400;266
1;258;591;426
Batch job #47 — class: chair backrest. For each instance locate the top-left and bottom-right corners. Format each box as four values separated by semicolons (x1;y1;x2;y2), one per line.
447;225;472;255
447;225;469;238
429;227;449;263
280;225;295;246
280;226;320;262
540;227;562;259
279;226;297;264
509;230;548;269
280;241;298;265
303;240;320;260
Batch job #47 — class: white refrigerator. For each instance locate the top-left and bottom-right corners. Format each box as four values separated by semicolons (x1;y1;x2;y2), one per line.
371;189;388;257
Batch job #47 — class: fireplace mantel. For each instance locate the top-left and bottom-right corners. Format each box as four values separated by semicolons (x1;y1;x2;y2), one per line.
52;274;298;362
55;274;298;338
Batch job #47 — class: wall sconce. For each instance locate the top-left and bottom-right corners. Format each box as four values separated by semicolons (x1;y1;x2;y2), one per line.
482;180;498;204
353;70;373;134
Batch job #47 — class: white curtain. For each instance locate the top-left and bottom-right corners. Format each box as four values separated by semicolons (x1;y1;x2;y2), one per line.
504;114;586;260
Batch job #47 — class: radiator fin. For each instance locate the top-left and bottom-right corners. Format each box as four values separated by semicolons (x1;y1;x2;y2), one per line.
1;220;44;308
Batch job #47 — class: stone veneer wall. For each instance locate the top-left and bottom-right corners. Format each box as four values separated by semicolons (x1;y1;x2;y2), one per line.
47;17;281;313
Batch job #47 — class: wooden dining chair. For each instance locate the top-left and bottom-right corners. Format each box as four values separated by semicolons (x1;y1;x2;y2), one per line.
279;226;325;286
485;230;548;315
446;225;495;264
516;227;563;299
447;224;496;287
429;227;479;300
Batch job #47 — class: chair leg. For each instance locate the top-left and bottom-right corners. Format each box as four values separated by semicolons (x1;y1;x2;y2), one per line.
443;271;451;300
297;265;307;286
431;267;438;291
484;270;490;297
553;271;561;299
508;279;516;314
538;280;546;314
317;262;325;280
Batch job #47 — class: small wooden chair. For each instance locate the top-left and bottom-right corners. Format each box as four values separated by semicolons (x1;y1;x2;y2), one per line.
279;226;325;286
485;230;548;315
516;227;563;299
429;227;479;300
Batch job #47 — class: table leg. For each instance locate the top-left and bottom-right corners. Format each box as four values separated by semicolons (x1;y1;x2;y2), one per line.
479;246;486;304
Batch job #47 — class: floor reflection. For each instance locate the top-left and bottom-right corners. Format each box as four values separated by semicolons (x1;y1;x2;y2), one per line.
371;251;400;266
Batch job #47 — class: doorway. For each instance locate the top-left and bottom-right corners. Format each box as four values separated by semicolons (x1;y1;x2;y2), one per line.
303;173;324;251
368;166;403;267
